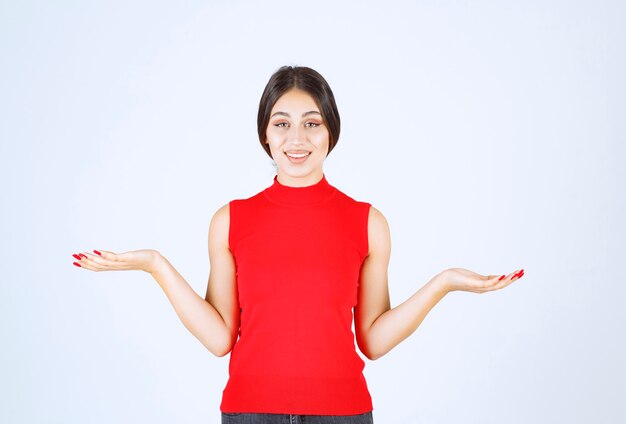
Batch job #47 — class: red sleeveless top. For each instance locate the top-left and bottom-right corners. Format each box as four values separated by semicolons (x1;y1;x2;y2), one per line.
220;173;374;415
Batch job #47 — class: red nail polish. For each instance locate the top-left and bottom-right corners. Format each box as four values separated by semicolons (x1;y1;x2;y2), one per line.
93;250;101;256
79;253;87;259
73;262;82;267
72;254;81;260
498;275;505;281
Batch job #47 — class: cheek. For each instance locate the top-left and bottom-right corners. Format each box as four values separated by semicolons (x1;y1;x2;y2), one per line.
313;129;330;147
265;136;284;156
266;126;286;144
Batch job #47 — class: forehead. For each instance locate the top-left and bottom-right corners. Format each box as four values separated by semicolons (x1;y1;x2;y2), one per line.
271;89;319;112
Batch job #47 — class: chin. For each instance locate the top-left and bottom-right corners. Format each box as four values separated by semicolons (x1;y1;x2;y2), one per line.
287;162;321;172
283;168;311;178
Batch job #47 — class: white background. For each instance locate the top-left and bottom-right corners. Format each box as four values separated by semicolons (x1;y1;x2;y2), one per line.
1;0;624;423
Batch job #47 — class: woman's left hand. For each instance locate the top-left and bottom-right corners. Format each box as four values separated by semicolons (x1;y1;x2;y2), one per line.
441;267;524;293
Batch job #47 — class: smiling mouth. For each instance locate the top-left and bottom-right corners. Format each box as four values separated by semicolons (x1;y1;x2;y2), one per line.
285;152;311;158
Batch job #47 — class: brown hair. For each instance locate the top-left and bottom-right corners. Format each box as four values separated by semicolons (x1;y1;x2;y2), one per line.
257;65;340;159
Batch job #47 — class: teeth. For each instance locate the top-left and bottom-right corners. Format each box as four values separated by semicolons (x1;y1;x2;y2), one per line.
286;152;310;158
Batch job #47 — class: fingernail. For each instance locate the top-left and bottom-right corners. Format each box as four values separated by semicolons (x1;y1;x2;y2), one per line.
72;254;81;260
73;262;82;267
79;253;87;259
498;275;505;281
93;250;101;256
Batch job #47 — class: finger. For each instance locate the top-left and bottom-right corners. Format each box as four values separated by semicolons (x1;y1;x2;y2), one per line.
486;274;509;290
75;250;115;271
494;269;524;289
71;251;102;271
94;250;118;261
71;252;93;269
500;269;522;281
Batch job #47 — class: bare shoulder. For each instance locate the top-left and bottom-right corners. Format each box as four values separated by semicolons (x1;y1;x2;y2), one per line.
212;202;230;221
367;205;391;257
368;205;387;224
209;203;230;248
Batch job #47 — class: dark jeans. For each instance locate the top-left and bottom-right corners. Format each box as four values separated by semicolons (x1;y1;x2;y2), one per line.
221;411;374;424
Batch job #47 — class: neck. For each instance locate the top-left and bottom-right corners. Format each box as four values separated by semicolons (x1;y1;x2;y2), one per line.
276;170;324;188
263;172;336;206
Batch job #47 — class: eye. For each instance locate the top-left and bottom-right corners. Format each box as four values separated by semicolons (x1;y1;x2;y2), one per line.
274;122;289;128
305;122;320;128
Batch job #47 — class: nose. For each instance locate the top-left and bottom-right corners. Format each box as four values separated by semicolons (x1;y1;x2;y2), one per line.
288;125;306;146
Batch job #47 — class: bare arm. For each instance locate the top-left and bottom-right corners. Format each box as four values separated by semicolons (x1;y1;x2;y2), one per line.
355;206;445;361
151;203;239;357
354;206;523;360
73;203;239;357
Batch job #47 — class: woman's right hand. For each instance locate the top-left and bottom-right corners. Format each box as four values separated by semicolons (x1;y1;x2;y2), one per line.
71;249;161;274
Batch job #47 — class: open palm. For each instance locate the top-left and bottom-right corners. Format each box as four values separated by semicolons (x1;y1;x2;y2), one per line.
443;267;524;293
71;249;159;274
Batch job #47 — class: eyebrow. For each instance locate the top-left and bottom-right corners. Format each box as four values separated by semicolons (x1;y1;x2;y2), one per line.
270;111;321;118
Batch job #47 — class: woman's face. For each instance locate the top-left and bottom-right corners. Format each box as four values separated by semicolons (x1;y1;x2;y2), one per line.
265;88;329;187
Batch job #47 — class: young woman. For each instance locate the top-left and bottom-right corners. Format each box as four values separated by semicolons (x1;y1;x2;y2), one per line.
71;65;524;424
